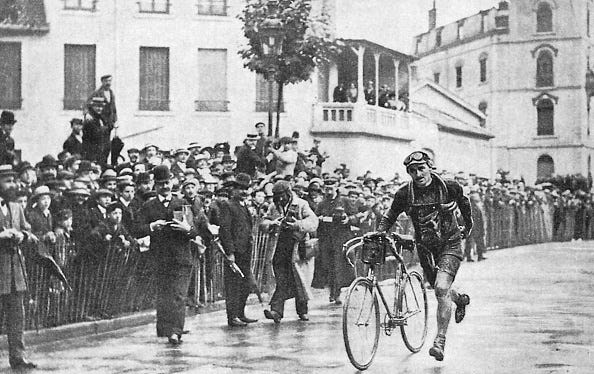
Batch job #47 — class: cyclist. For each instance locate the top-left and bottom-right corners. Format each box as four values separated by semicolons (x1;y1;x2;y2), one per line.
377;151;472;361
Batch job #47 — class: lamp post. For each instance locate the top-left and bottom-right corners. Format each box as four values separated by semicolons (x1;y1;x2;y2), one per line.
259;0;285;138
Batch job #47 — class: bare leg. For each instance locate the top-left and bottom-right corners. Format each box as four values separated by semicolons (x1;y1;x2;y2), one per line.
434;271;455;337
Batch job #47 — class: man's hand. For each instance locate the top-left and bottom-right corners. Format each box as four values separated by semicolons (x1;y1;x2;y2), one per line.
149;219;168;231
169;219;191;233
0;229;14;240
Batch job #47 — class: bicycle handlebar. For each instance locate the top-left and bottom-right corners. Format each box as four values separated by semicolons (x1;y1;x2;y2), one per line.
342;231;415;268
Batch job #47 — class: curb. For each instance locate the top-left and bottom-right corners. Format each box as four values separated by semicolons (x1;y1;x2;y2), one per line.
0;295;266;349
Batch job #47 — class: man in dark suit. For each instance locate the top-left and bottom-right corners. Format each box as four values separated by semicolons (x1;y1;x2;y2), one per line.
0;111;17;166
135;165;200;344
0;164;38;369
88;75;117;129
235;134;264;178
218;173;258;327
62;118;84;157
465;190;487;262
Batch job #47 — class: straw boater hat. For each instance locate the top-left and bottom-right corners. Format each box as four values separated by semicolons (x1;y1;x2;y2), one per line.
0;165;16;178
31;186;53;201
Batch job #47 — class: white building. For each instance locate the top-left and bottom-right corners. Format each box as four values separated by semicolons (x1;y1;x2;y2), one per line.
0;0;494;178
412;0;594;183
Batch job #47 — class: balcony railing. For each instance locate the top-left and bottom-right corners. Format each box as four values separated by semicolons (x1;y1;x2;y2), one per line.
197;0;227;16
63;0;97;11
195;100;229;112
312;102;414;140
137;0;170;14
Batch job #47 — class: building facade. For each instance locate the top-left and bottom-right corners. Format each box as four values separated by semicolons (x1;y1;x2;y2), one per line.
412;0;594;183
1;0;495;178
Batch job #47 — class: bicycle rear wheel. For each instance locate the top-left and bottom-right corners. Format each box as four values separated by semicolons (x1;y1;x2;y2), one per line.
343;278;380;371
399;270;428;353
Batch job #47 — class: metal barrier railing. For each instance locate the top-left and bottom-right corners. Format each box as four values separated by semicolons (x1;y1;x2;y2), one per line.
20;201;578;331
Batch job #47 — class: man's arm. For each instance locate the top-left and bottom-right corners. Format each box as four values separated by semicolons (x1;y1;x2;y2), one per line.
377;186;408;232
448;181;473;234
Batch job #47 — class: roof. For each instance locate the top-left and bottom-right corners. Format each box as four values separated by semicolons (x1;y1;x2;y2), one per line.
341;39;414;62
412;102;494;139
412;80;487;120
0;0;49;35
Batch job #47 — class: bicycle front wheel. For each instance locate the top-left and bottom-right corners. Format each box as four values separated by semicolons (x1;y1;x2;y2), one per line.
343;278;380;371
400;270;428;353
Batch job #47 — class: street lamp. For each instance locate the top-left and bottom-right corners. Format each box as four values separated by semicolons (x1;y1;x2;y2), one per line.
259;0;285;137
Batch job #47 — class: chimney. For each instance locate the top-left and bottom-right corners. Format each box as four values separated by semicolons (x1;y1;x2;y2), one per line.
428;0;437;30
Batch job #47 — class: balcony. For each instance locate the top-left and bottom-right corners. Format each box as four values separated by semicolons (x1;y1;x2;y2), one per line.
311;102;415;141
0;0;49;35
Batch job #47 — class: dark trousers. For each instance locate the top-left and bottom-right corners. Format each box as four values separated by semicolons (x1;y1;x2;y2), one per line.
464;235;486;259
224;250;252;320
0;292;26;362
155;265;192;337
270;243;308;318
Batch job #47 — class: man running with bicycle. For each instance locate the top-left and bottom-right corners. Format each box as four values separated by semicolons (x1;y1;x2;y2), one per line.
377;151;472;361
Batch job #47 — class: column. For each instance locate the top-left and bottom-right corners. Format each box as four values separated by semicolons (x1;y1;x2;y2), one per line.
393;59;400;100
374;52;381;106
351;45;365;104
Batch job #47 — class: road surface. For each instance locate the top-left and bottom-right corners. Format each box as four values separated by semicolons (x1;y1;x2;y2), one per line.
2;241;594;373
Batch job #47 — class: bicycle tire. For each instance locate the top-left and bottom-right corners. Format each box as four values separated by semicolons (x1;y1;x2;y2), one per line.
399;270;428;353
343;277;380;371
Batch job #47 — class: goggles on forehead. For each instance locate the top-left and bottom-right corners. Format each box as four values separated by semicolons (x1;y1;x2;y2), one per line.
403;151;431;167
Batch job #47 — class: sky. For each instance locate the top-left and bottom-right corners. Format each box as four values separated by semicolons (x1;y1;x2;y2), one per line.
336;0;501;53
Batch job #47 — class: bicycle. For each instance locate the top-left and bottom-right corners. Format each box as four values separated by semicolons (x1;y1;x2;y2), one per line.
341;231;428;370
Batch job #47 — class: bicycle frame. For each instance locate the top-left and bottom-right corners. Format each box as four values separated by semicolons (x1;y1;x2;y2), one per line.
343;235;422;324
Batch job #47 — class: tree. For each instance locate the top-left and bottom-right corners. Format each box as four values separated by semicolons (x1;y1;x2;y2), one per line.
239;0;342;137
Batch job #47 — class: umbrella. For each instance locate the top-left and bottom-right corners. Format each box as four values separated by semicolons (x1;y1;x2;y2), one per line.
110;129;124;166
38;256;72;292
212;238;263;305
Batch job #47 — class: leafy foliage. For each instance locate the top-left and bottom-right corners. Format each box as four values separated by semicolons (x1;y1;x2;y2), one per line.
238;0;342;85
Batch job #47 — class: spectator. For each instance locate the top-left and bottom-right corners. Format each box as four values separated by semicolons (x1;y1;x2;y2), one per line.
88;75;117;130
364;81;376;105
82;97;111;164
63;118;84;157
0;111;17;165
235;134;264;178
347;82;358;103
271;137;297;177
171;148;190;178
332;83;347;103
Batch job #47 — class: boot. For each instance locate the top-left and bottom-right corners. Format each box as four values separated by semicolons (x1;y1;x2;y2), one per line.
429;334;446;361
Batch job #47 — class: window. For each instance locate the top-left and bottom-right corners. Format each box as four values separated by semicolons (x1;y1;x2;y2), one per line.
588;7;591;37
455;65;463;88
64;44;96;110
537;99;554;135
138;0;170;14
536;50;554;87
256;74;283;112
139;47;169;111
197;0;226;16
196;49;228;111
457;21;465;39
433;72;440;84
0;42;21;109
479;55;488;83
537;154;554;179
435;29;442;47
64;0;96;11
536;2;553;33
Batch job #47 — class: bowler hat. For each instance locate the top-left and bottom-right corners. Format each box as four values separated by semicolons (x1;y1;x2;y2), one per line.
106;202;124;214
38;155;58;169
254;122;265;128
221;154;235;164
0;111;16;125
224;173;251;190
70;118;83;126
15;161;34;175
152;165;172;183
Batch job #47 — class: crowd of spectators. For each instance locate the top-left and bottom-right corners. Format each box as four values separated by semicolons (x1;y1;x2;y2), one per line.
333;80;408;111
0;99;592;329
